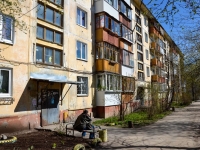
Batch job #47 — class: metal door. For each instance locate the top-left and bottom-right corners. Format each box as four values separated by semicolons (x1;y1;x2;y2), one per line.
41;89;59;126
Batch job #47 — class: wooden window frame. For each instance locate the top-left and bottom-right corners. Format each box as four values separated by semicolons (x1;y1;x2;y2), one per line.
36;45;62;66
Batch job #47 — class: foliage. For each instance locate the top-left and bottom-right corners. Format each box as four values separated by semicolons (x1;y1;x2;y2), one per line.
93;110;171;127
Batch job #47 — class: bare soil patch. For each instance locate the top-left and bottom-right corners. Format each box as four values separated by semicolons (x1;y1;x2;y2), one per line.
0;130;92;150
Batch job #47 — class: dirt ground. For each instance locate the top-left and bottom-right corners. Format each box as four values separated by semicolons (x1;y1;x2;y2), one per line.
0;130;93;150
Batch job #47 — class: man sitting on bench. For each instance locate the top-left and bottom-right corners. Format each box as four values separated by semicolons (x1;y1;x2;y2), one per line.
73;109;95;139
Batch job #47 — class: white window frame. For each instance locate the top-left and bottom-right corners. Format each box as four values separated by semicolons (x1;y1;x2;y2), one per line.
76;41;87;61
77;8;87;28
0;68;12;97
77;76;88;96
0;14;14;44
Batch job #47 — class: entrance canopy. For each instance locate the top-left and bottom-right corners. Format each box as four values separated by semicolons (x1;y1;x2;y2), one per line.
30;73;83;84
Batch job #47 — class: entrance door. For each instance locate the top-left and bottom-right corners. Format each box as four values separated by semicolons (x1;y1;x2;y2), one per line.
137;87;144;105
41;89;60;126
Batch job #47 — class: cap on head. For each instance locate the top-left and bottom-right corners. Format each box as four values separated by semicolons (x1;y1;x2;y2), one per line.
83;109;88;114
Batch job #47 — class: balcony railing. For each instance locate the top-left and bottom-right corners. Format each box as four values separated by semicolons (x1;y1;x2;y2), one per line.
151;58;162;68
152;75;165;83
149;27;159;38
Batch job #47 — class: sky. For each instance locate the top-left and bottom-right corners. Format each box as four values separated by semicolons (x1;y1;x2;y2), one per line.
142;0;199;50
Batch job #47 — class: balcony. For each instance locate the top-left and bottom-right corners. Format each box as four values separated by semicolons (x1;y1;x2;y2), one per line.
95;0;119;20
119;14;131;28
151;75;159;82
152;75;166;83
96;59;120;74
96;28;119;47
149;27;159;38
151;58;161;67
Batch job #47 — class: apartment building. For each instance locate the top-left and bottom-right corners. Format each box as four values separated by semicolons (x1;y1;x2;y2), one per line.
0;0;94;132
94;0;138;118
0;0;183;132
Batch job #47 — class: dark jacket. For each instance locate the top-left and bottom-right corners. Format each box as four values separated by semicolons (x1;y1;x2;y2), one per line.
73;113;92;132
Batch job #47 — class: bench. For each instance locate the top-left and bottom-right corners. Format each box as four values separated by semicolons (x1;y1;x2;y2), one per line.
65;122;101;138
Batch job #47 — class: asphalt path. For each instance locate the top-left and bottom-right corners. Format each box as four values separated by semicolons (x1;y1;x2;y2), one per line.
98;100;200;150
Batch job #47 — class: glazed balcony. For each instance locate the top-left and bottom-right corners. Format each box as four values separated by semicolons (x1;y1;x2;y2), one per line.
149;27;159;38
152;75;165;83
151;42;160;52
151;58;161;67
96;59;120;74
96;28;119;47
95;0;119;20
119;14;131;28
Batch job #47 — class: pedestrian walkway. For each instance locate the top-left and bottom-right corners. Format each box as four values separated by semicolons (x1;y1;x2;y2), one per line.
98;100;200;150
36;100;200;150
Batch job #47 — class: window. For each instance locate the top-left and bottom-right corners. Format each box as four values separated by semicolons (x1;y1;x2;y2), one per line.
146;67;150;77
96;15;120;36
77;77;88;95
145;33;148;43
123;50;134;67
97;74;121;91
135;15;141;25
36;45;62;66
0;68;12;97
119;0;132;20
137;52;143;61
122;25;133;41
138;72;144;81
135;7;140;15
144;17;148;26
137;43;143;52
136;33;142;43
146;49;149;59
77;8;87;27
136;25;141;33
77;41;87;60
0;14;14;44
105;0;118;10
96;42;119;62
37;4;63;27
138;63;143;70
37;25;63;45
49;0;63;6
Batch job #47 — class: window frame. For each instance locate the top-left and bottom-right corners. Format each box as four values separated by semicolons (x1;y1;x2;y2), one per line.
137;43;143;52
122;50;134;67
36;45;62;66
77;76;88;96
49;0;64;6
0;14;14;44
138;71;144;81
95;14;120;36
121;25;133;42
76;41;87;61
96;42;119;63
36;25;63;45
0;68;12;97
137;52;143;61
37;3;63;27
138;63;143;71
77;8;87;28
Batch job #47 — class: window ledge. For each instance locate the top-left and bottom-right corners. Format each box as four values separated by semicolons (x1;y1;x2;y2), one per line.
77;24;87;29
77;94;88;97
0;97;14;105
0;40;13;45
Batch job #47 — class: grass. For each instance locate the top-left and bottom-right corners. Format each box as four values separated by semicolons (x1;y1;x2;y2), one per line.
171;101;190;108
93;111;171;127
